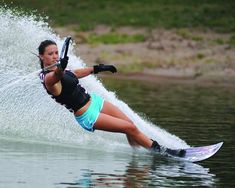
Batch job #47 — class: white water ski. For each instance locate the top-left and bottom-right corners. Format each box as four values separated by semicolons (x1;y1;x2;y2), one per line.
164;142;223;162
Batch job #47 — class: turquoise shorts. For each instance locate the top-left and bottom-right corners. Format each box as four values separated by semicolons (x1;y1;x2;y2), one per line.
75;93;104;132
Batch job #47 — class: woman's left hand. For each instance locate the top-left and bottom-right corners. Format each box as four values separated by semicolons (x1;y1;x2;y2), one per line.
93;64;117;74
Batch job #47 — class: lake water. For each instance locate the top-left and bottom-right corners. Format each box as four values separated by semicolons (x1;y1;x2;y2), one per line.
1;77;234;188
1;7;234;188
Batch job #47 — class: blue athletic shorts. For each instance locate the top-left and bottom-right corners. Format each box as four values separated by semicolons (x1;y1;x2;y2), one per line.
75;93;104;132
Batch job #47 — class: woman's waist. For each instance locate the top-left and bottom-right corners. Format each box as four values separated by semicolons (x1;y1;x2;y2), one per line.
53;90;91;113
74;98;91;116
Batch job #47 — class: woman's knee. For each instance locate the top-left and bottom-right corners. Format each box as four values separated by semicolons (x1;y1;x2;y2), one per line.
125;123;139;135
126;118;134;124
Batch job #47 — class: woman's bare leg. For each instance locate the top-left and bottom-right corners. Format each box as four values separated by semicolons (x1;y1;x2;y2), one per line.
94;102;153;149
100;101;131;122
100;101;140;146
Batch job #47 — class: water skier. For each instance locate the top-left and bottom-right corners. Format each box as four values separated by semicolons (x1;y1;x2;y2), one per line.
38;37;185;157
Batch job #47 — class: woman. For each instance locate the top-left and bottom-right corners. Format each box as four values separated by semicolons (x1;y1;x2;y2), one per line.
38;39;184;156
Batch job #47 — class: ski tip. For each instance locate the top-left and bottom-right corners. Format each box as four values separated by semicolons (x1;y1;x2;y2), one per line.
214;141;223;147
216;142;223;149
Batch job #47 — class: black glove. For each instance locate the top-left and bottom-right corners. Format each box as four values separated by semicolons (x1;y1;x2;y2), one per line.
59;56;69;71
93;64;117;74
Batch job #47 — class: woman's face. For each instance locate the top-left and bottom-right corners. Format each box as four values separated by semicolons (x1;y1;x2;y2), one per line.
40;44;59;68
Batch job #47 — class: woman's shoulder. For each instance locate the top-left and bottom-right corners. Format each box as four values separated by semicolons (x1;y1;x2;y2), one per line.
39;70;52;82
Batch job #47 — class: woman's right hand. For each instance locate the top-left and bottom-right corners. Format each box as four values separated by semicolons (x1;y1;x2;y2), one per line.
59;56;69;71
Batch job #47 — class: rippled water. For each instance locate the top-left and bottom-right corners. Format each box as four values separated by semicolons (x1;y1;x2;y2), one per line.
0;7;234;187
0;138;219;188
1;78;234;188
102;77;235;187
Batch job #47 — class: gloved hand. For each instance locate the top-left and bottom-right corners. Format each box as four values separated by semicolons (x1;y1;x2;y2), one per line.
59;56;69;71
93;64;117;74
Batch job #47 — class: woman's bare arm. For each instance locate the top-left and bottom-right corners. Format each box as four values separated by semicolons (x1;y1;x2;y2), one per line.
73;67;94;78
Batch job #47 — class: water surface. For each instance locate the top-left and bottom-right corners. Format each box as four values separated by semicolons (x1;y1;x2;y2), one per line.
1;78;234;188
0;8;234;187
101;77;235;187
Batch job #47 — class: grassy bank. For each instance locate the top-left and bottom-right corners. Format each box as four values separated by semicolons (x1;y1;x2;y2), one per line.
2;0;235;32
2;0;234;82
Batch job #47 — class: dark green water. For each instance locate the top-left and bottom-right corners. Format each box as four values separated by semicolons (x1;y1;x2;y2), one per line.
101;77;235;187
0;77;234;188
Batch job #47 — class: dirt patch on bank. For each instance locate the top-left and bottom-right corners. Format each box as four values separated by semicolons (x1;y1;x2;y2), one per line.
54;26;235;84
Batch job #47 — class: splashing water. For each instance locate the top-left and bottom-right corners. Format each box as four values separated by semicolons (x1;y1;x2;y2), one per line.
0;7;189;152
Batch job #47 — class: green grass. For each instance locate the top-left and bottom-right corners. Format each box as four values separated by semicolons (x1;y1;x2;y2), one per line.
228;35;235;46
197;53;205;59
86;33;146;44
2;0;235;32
176;28;203;41
214;38;225;45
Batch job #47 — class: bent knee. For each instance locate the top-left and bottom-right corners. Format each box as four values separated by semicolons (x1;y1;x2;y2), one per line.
127;119;134;124
125;123;139;135
123;117;134;124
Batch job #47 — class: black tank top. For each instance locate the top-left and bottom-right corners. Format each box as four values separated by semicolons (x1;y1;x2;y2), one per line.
40;70;90;113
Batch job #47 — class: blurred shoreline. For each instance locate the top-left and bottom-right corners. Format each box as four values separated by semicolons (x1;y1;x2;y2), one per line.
54;25;235;86
99;72;235;87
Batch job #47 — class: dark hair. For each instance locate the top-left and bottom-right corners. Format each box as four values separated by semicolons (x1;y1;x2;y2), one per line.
38;40;57;69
